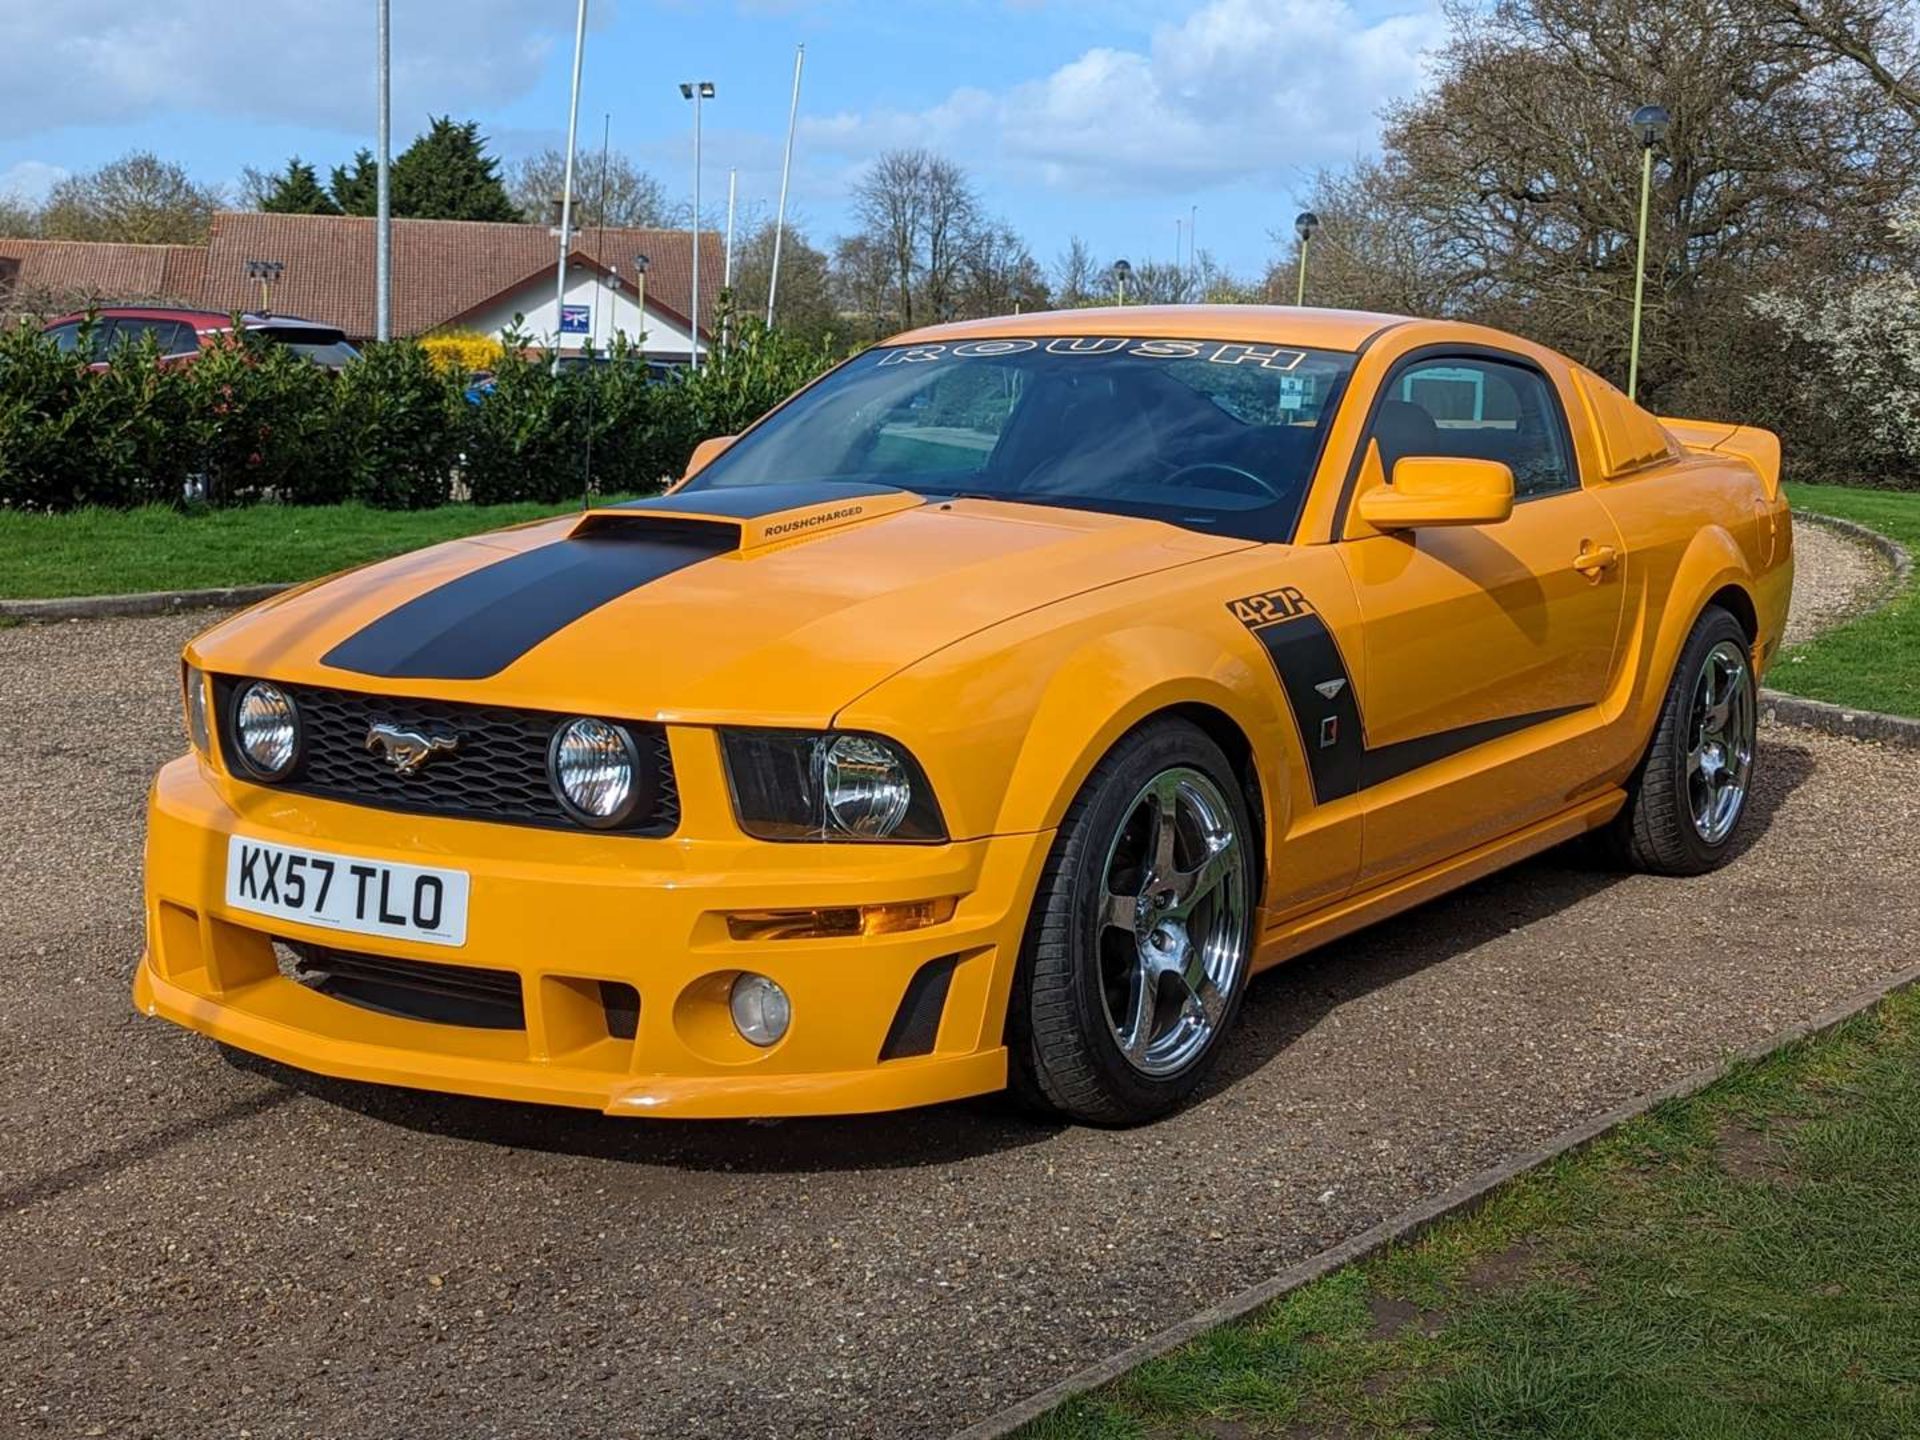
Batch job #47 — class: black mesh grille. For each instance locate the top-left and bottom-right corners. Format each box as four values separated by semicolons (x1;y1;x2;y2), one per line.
215;677;677;835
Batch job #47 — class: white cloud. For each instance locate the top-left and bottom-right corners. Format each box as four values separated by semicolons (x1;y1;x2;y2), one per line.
0;160;67;203
803;0;1443;194
0;2;566;140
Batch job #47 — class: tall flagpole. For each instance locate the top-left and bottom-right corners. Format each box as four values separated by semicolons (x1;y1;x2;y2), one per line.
375;0;391;342
553;0;589;372
766;42;805;328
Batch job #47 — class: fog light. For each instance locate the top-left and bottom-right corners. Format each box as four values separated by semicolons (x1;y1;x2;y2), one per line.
729;973;791;1047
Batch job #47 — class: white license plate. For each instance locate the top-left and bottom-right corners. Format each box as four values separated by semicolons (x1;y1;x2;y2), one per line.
225;837;469;947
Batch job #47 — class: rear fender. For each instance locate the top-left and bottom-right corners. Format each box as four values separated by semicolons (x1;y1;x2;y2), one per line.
1617;524;1757;745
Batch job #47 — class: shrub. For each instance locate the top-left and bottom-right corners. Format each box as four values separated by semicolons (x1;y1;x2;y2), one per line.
0;319;194;510
185;328;340;505
331;341;461;508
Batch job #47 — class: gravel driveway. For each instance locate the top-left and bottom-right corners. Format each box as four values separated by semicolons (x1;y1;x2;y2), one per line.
3;532;1916;1439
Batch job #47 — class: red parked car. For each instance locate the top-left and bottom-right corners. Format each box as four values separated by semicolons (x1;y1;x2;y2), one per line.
40;308;360;370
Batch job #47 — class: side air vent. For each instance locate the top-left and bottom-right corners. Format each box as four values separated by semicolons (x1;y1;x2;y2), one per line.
878;954;961;1061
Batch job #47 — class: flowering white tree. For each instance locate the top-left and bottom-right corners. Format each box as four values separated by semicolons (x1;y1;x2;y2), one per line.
1753;207;1920;479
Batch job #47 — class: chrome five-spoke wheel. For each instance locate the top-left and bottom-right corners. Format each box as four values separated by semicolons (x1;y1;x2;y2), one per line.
1095;768;1249;1077
1608;604;1759;876
1687;639;1755;844
1008;719;1256;1124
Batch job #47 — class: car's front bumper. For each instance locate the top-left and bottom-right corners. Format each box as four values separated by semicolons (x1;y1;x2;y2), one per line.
135;747;1053;1118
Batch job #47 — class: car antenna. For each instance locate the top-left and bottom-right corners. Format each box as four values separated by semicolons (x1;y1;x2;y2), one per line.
582;113;613;511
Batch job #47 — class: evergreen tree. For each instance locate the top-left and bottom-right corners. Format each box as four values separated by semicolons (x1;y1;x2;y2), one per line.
329;150;379;217
259;158;340;215
391;117;519;223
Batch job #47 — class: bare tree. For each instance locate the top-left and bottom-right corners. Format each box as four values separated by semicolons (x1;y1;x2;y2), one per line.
38;151;223;244
507;147;669;229
958;223;1050;316
1052;236;1101;307
830;232;899;339
849;148;981;328
729;219;839;344
0;193;36;239
1307;0;1920;421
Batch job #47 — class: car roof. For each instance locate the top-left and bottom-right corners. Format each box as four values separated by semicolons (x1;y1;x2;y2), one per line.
40;308;339;333
885;304;1419;354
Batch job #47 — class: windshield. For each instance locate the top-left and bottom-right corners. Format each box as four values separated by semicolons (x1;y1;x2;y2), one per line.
682;336;1358;541
256;327;360;369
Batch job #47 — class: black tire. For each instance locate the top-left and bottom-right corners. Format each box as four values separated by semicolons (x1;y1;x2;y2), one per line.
1006;719;1257;1126
1605;605;1758;876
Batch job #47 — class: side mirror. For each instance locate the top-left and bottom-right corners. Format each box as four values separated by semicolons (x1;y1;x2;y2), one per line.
1356;456;1515;530
683;434;737;480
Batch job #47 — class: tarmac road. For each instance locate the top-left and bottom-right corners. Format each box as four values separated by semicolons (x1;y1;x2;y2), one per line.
4;524;1916;1439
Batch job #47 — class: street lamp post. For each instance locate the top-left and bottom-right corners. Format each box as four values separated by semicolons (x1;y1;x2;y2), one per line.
1112;258;1132;305
244;259;284;313
679;80;715;370
1293;212;1320;306
1627;103;1670;402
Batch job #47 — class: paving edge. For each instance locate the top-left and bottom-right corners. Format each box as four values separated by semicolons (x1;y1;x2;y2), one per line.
1760;507;1918;746
950;956;1920;1440
0;582;293;622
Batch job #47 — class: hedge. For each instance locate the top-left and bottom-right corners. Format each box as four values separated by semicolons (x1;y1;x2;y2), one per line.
0;308;841;513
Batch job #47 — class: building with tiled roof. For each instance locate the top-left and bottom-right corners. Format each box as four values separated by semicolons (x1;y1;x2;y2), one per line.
2;213;722;361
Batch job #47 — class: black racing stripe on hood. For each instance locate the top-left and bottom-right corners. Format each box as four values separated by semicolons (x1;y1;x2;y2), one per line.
321;527;735;681
610;480;907;517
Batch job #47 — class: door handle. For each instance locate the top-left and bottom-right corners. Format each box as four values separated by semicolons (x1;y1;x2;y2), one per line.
1573;543;1620;580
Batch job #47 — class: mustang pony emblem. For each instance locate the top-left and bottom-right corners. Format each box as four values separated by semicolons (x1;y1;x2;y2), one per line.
365;722;459;775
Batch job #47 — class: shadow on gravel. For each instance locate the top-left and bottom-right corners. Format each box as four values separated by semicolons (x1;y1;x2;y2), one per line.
1205;739;1815;1102
219;1045;1062;1173
221;742;1815;1169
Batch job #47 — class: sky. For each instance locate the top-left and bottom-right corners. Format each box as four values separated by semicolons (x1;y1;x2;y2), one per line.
0;0;1446;280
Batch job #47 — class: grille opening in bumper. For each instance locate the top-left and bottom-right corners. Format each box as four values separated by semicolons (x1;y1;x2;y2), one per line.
599;980;640;1040
278;941;526;1030
215;677;678;836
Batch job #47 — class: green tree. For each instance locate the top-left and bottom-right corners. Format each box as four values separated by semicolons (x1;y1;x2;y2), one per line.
329;150;379;217
258;158;340;216
392;117;518;222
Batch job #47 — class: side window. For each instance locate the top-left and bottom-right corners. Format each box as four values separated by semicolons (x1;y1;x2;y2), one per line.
160;322;202;356
106;319;156;354
1370;357;1576;500
43;322;81;354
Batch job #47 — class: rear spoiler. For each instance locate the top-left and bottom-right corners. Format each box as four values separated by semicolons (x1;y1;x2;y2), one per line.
1660;417;1782;500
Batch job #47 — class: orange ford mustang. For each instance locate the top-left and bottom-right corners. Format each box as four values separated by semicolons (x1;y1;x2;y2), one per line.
137;307;1791;1125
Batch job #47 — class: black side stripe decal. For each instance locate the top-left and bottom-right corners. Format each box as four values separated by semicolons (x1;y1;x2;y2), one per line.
1230;587;1578;804
322;529;735;681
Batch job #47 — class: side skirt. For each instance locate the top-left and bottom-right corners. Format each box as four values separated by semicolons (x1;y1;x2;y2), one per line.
1250;790;1627;974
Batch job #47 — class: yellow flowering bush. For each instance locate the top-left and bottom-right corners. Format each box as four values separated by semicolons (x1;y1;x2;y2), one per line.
419;331;504;374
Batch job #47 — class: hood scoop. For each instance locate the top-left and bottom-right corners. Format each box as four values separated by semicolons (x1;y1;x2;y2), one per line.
571;482;924;554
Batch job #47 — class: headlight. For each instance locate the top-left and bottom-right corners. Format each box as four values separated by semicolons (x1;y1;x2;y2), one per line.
720;730;946;842
548;716;641;827
182;664;211;756
820;734;912;838
232;680;299;779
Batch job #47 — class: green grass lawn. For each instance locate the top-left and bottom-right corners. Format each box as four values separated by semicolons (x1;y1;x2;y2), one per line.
0;499;624;600
1775;483;1920;717
1021;988;1920;1440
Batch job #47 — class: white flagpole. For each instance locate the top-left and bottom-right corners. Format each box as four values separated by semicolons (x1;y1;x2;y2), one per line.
553;0;588;372
766;42;804;328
